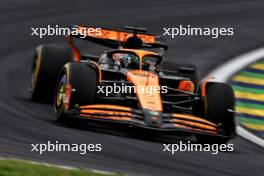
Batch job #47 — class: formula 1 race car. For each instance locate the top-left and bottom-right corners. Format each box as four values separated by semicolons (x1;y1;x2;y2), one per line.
30;25;236;144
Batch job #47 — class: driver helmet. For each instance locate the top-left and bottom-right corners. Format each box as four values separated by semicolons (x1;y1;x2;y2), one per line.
120;54;139;69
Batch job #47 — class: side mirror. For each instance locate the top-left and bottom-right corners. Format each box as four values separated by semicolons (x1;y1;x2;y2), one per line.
179;67;196;74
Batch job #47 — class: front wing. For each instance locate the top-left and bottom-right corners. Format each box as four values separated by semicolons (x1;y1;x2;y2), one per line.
67;104;229;138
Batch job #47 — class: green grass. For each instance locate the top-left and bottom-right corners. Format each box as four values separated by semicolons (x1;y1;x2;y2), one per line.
0;159;121;176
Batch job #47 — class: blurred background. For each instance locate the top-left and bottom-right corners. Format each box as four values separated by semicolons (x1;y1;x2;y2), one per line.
0;0;263;175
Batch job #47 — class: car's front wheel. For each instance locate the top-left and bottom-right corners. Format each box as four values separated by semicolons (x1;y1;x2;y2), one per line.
195;82;236;144
54;62;98;123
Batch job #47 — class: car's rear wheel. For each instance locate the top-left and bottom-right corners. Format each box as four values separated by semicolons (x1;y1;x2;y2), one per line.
30;44;72;103
54;62;97;123
195;82;235;144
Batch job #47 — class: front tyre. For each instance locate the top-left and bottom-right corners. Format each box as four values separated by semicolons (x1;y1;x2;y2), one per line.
195;82;235;144
54;62;97;123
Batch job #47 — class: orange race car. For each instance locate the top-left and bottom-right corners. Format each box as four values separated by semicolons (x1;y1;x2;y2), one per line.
30;26;236;144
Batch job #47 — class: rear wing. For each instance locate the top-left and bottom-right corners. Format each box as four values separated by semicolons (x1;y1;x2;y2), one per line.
68;25;168;52
76;26;156;43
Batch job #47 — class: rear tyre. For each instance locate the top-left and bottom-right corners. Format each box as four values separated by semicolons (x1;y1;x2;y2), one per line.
54;62;97;123
195;82;235;144
30;44;72;103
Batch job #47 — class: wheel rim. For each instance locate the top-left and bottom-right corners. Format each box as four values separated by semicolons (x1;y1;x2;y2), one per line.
57;83;65;106
55;75;67;110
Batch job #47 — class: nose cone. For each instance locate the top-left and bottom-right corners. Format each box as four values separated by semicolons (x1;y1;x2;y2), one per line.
143;109;162;127
127;70;163;112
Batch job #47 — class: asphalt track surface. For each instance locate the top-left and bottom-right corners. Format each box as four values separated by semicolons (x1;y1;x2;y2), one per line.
0;0;264;175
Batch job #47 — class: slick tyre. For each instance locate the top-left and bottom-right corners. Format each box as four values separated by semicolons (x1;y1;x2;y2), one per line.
30;44;72;103
54;62;97;123
195;82;235;144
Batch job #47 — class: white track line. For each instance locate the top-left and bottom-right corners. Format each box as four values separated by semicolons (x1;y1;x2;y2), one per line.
208;47;264;147
210;47;264;82
237;127;264;147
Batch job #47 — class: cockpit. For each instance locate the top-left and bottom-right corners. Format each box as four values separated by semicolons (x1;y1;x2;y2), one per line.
99;49;162;71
